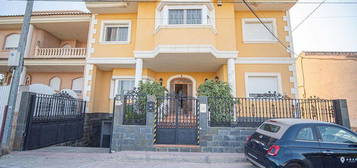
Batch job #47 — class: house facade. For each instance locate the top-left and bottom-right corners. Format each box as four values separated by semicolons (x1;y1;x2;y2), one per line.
296;51;357;128
84;0;298;115
0;11;90;97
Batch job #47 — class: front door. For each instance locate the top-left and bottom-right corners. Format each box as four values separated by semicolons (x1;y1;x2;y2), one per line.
155;94;199;145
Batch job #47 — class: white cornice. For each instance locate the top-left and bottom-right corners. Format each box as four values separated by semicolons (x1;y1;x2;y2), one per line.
0;16;90;24
134;45;238;59
236;57;295;64
24;59;86;66
86;57;136;64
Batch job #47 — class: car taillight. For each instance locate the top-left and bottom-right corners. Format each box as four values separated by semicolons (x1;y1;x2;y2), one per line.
267;145;280;156
244;135;252;144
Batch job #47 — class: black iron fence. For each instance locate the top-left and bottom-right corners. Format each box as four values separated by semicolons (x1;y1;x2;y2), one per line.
23;93;86;150
120;91;147;125
31;94;85;121
208;97;336;127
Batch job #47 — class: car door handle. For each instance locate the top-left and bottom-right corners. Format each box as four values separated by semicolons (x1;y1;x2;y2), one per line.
322;150;334;155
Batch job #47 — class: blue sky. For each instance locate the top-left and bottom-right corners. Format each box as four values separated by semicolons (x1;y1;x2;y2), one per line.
0;0;357;54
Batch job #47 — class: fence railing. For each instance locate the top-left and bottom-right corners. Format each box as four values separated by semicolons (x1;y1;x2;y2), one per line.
31;93;86;121
120;92;147;125
34;46;86;58
208;97;336;127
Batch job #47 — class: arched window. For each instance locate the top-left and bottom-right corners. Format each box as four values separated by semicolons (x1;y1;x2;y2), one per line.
49;77;61;91
4;34;20;50
71;77;83;93
62;43;72;48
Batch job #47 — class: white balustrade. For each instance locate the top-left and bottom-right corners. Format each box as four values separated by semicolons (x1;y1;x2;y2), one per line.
34;46;86;58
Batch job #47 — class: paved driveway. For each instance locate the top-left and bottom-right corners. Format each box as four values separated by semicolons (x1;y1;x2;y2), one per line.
0;147;256;168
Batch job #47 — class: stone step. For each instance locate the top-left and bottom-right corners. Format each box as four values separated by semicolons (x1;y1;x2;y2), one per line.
113;151;247;163
33;147;247;164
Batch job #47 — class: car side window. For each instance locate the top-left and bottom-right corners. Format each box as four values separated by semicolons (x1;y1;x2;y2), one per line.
296;127;315;141
318;126;357;144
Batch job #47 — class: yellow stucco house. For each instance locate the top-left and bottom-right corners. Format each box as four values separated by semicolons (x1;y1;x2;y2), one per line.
84;0;298;114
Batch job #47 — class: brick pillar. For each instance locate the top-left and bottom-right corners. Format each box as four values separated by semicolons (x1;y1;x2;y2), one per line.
333;99;350;128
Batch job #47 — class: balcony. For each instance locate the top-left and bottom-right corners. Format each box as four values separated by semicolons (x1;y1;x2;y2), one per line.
34;47;86;58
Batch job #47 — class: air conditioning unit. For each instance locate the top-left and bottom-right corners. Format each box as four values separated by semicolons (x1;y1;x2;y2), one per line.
8;50;19;67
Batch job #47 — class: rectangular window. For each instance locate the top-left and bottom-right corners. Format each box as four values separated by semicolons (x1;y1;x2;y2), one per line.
115;79;135;96
243;18;277;43
102;21;130;43
168;9;202;25
246;74;281;98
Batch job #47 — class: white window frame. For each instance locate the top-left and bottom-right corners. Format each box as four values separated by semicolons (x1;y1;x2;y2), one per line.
242;18;278;43
109;76;153;99
244;72;283;97
100;20;131;44
155;4;216;32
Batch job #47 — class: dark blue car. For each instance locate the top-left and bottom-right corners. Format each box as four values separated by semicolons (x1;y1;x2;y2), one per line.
244;119;357;168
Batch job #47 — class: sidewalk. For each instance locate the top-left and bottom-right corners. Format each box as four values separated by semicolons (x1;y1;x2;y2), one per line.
0;147;255;168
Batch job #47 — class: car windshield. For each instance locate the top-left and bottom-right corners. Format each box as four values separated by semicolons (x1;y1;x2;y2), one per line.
318;126;357;144
259;123;280;133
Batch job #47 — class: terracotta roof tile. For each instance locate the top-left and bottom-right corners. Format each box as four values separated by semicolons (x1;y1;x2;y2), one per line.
303;51;357;56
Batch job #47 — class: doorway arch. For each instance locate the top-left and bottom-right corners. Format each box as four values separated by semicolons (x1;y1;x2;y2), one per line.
166;75;196;97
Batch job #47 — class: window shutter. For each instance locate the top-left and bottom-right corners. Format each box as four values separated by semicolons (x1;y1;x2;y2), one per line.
244;21;275;42
247;76;279;96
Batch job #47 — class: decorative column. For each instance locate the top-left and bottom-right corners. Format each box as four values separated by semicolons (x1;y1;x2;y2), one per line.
227;58;236;97
134;58;143;87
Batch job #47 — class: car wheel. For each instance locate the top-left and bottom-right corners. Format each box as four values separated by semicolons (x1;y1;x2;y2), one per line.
285;163;303;168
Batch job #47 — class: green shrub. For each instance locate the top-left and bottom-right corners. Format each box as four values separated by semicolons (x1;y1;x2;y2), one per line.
197;80;237;126
123;80;167;125
138;80;167;98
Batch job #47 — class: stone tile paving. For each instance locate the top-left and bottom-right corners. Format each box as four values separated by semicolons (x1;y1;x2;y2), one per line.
0;147;256;168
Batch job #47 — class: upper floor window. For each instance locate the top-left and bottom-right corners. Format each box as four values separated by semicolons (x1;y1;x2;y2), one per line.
4;34;20;50
168;9;202;25
155;4;215;30
101;20;131;44
242;18;277;43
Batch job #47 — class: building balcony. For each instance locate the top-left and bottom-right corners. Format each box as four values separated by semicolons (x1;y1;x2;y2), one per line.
34;46;86;58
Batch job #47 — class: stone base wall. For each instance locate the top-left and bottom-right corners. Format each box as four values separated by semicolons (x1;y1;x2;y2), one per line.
200;127;255;153
111;125;154;152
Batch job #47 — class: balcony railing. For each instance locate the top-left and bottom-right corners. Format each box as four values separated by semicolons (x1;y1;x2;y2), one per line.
34;46;86;58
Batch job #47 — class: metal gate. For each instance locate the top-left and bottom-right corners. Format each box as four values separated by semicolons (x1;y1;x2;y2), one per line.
155;94;199;145
23;93;86;150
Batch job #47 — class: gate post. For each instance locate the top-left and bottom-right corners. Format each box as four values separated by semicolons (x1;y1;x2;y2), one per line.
146;95;156;126
110;95;125;152
198;96;208;145
333;99;350;128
